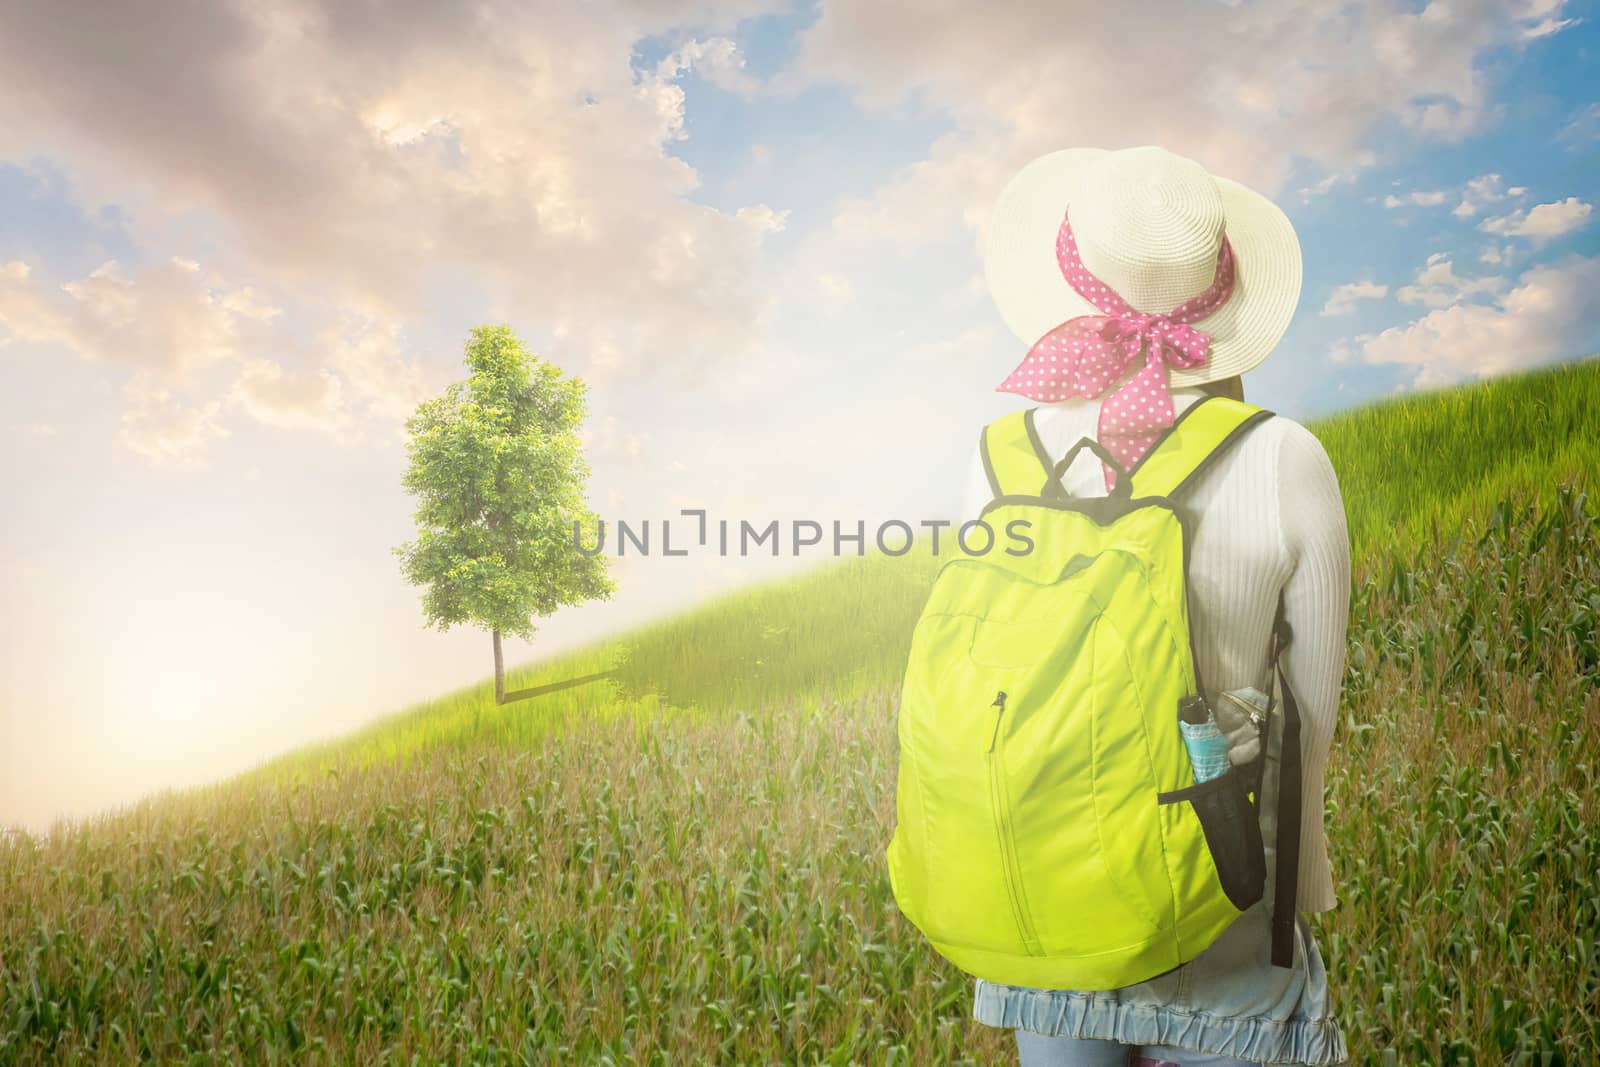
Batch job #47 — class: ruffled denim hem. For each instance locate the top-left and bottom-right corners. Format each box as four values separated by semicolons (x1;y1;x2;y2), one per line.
972;983;1349;1066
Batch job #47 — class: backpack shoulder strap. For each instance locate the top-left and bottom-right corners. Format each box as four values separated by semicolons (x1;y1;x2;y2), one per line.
1126;396;1275;500
979;407;1054;500
1268;595;1303;969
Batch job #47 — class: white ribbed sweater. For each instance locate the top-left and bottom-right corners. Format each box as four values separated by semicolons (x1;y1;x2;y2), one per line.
962;385;1349;913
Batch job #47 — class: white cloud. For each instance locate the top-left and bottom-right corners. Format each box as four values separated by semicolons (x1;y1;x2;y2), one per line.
828;128;1007;246
0;256;297;461
1340;255;1600;388
1297;152;1377;202
1321;280;1389;316
0;257;279;377
226;358;355;439
1479;243;1516;265
1557;102;1600;147
1383;190;1448;208
789;0;1572;250
0;255;448;457
735;204;790;234
0;0;785;395
318;317;446;426
118;372;231;467
1396;253;1506;308
1479;197;1593;242
1522;13;1579;37
656;37;763;95
1451;172;1524;217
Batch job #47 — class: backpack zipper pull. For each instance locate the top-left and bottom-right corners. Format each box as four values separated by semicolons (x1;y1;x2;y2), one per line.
987;690;1007;752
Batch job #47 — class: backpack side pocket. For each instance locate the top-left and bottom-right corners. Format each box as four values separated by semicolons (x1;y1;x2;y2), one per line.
1157;769;1266;912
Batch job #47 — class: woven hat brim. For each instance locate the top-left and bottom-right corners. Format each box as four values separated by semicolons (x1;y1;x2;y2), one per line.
982;148;1303;387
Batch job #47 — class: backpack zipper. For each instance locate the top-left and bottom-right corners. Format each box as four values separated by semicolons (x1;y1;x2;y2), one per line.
985;690;1042;955
986;690;1007;752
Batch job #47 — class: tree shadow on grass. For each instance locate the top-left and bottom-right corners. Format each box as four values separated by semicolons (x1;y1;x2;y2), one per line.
499;670;618;705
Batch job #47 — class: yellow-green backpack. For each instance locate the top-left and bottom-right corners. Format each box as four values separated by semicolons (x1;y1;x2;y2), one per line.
887;395;1303;991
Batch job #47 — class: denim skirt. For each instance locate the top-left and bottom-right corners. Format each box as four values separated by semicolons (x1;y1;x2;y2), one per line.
972;896;1348;1064
971;723;1349;1065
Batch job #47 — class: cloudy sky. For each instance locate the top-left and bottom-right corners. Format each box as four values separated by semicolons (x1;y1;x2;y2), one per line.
2;0;1596;832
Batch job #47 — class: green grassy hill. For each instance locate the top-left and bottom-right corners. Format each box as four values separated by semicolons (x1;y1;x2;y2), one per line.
4;357;1598;1063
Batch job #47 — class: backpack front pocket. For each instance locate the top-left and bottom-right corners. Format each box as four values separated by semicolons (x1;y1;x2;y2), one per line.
889;613;1041;956
1000;610;1188;956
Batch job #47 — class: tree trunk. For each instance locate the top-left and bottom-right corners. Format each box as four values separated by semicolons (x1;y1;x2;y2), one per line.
493;627;506;705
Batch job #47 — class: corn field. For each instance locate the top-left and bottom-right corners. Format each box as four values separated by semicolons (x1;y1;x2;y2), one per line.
2;358;1597;1064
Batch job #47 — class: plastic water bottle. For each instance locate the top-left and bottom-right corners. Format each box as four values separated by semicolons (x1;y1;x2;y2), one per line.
1178;695;1230;783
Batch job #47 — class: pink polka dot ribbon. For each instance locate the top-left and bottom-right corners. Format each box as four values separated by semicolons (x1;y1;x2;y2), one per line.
996;207;1237;492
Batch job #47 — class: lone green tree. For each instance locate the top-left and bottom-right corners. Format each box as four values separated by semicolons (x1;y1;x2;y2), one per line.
394;325;615;704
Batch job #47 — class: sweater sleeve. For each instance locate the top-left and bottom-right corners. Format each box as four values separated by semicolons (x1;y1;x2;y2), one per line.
1275;420;1351;913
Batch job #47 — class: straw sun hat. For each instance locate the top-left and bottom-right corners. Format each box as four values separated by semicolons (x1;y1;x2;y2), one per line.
983;145;1302;389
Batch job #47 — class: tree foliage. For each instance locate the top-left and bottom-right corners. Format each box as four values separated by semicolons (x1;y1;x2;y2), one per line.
393;325;615;641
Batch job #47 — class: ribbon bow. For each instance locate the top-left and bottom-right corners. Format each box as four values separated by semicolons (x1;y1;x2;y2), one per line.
996;208;1236;491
